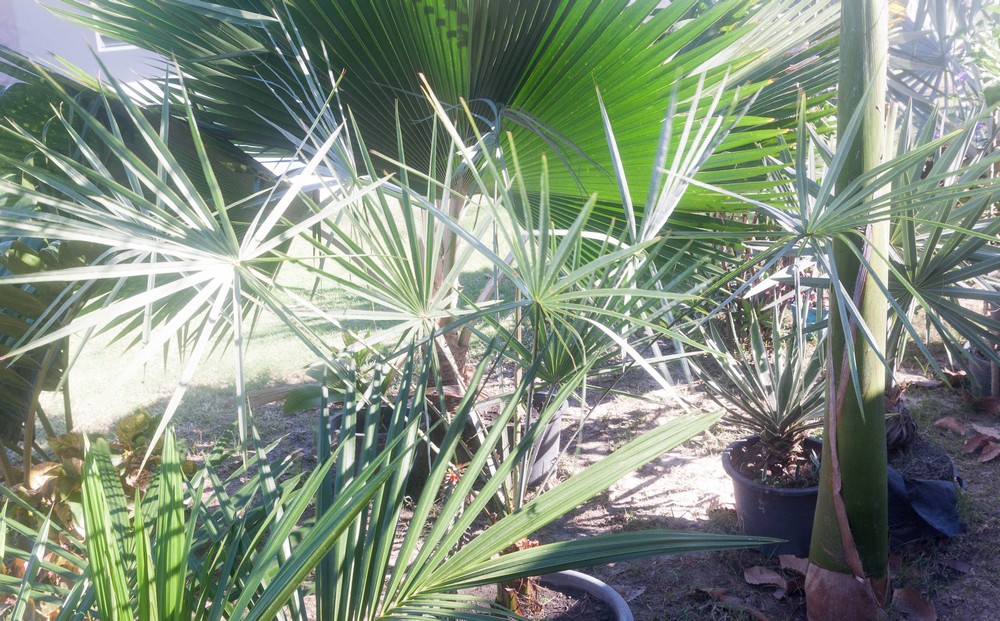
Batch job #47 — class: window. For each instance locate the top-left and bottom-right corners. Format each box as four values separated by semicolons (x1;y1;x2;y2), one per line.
95;32;136;52
90;1;135;52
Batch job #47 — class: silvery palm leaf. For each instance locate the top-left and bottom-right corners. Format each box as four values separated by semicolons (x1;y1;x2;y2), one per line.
683;93;1000;403
888;0;991;129
694;300;826;455
886;105;1000;377
0;69;377;457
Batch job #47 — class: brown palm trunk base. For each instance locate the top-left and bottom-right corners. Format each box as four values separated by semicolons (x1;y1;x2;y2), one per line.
432;331;469;395
497;538;542;615
805;564;888;621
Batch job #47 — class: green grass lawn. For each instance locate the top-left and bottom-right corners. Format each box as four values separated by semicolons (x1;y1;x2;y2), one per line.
36;206;514;436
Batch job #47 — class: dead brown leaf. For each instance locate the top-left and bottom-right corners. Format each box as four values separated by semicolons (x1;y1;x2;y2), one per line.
698;587;731;601
943;368;966;387
971;423;1000;438
613;585;645;602
778;554;810;576
894;587;937;621
933;417;967;435
907;378;946;388
744;566;788;590
944;558;972;574
25;462;63;495
964;434;993;454
980;441;1000;463
700;588;770;621
787;575;806;593
889;553;903;576
971;396;1000;417
6;558;26;580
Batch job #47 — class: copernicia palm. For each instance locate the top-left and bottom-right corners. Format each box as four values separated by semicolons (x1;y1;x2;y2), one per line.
63;0;838;227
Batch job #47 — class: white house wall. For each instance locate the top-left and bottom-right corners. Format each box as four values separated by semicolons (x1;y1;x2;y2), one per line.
1;0;163;86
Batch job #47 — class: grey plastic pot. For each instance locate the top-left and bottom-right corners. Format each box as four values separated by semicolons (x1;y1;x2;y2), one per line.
964;341;994;397
526;391;567;488
541;570;634;621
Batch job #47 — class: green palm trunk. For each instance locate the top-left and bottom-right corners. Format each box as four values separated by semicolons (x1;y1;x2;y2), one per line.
806;0;890;617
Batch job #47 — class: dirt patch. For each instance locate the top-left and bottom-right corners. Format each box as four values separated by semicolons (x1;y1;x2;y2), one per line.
541;373;1000;621
532;582;615;620
463;581;615;621
889;436;957;482
728;437;821;488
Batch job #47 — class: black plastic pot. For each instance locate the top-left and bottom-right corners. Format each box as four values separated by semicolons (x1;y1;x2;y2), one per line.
721;436;821;557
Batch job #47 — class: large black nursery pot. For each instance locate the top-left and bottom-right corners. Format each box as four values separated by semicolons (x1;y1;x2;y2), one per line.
721;436;821;557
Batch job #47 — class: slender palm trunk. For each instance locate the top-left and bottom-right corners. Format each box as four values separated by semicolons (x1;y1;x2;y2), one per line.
435;191;469;391
805;0;890;618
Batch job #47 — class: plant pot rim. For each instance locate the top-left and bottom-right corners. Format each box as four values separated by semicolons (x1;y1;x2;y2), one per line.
721;435;821;495
540;570;633;621
964;340;992;361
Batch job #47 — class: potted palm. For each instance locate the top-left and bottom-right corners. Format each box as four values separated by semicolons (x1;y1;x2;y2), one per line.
696;298;826;556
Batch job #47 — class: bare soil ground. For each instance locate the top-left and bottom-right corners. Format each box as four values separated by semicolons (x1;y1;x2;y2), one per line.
169;363;1000;621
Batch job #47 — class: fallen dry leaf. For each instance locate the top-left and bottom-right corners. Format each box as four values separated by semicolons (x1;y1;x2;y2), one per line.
787;575;806;593
698;587;731;601
4;558;27;580
943;368;966;387
613;585;645;602
907;378;946;388
980;441;1000;463
747;608;770;621
971;396;1000;417
604;563;627;577
889;554;903;576
971;423;1000;439
744;566;788;590
894;587;937;621
964;434;993;454
943;558;972;574
700;588;770;621
778;554;810;576
933;417;967;435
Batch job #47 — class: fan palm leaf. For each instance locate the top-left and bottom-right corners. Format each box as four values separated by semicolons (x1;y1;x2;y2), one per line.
0;71;380;457
65;0;838;224
686;94;1000;399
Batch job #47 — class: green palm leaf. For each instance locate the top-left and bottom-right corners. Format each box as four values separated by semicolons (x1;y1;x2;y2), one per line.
80;437;133;621
70;0;837;220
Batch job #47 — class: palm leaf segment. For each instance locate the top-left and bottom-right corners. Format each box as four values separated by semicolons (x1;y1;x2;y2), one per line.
69;0;838;226
0;239;101;442
888;0;992;129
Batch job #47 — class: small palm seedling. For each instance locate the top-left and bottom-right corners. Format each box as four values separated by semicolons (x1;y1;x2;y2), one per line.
696;299;826;485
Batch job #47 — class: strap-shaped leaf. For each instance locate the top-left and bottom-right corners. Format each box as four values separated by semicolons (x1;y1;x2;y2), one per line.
81;437;133;621
154;430;190;620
